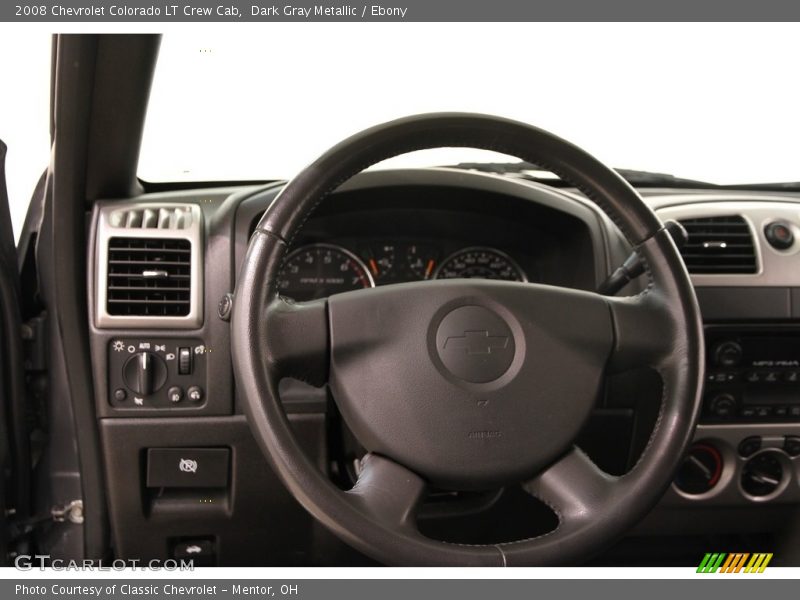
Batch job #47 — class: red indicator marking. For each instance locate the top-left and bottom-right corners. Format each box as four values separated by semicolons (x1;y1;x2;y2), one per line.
424;259;435;279
694;443;723;487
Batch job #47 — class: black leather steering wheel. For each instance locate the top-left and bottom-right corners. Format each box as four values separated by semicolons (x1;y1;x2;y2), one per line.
231;113;704;566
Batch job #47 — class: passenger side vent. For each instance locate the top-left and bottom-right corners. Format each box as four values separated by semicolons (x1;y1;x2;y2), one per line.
106;237;192;316
678;216;757;274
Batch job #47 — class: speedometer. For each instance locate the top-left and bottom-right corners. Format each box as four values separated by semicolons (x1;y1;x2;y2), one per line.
434;247;527;282
277;243;375;301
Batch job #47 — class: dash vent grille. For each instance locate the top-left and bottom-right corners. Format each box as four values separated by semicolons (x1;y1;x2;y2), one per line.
678;216;757;274
106;237;192;316
108;206;194;230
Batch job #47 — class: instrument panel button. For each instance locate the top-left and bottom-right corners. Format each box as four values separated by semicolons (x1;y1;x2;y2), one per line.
713;341;743;367
765;221;795;250
168;386;184;403
738;436;762;457
187;386;204;402
708;394;736;418
784;436;800;456
147;448;229;488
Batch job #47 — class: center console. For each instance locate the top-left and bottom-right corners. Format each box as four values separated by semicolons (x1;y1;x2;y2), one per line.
651;198;800;511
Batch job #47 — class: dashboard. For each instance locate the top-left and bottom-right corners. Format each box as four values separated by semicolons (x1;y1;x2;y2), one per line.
85;167;800;565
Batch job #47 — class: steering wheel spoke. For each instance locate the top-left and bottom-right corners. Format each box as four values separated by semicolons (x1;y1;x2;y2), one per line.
606;291;678;373
522;447;617;526
263;295;329;387
346;453;428;531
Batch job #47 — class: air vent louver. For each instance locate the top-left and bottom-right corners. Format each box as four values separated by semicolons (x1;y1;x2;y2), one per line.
678;216;757;274
108;206;194;230
106;237;192;316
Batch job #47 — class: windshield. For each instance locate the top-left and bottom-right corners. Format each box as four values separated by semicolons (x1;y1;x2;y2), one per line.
139;25;800;185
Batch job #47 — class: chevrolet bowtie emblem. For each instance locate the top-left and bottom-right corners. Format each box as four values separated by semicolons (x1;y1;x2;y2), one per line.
443;330;509;355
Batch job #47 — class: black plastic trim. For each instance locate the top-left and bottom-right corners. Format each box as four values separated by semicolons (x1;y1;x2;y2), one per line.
695;287;792;321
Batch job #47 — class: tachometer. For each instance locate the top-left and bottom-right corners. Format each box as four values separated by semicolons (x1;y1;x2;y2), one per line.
434;247;527;282
277;244;374;301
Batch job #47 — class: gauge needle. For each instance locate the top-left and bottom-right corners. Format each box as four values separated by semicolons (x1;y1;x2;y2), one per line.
751;473;780;486
688;455;712;479
369;258;379;277
424;259;435;279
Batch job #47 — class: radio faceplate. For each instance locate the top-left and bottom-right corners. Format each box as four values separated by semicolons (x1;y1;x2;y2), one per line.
704;327;800;423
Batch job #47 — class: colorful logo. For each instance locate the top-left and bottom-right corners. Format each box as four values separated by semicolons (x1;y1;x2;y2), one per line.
697;552;773;573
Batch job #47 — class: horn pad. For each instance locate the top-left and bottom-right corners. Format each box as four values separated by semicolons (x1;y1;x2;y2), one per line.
327;280;612;489
435;305;516;384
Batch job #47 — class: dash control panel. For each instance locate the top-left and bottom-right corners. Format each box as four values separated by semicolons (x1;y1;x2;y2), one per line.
704;329;800;423
108;338;207;409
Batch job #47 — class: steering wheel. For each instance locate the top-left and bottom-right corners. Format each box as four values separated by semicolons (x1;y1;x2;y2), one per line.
231;113;704;566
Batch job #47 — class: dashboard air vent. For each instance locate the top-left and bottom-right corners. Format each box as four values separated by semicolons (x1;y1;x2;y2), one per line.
106;237;192;316
108;206;194;230
678;216;757;274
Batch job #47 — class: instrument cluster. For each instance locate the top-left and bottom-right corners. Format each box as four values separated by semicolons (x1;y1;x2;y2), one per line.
277;240;528;302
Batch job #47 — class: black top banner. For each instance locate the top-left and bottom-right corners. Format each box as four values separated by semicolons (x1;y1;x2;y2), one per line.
4;0;800;22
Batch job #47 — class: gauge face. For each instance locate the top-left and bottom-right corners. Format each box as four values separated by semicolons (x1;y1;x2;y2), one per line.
277;244;374;301
434;247;527;282
406;244;438;280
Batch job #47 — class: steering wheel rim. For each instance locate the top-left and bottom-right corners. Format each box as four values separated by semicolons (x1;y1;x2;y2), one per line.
231;113;704;566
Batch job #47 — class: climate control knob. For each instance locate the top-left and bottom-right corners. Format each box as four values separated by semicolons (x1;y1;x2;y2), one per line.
741;452;784;498
674;443;723;495
123;351;168;396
